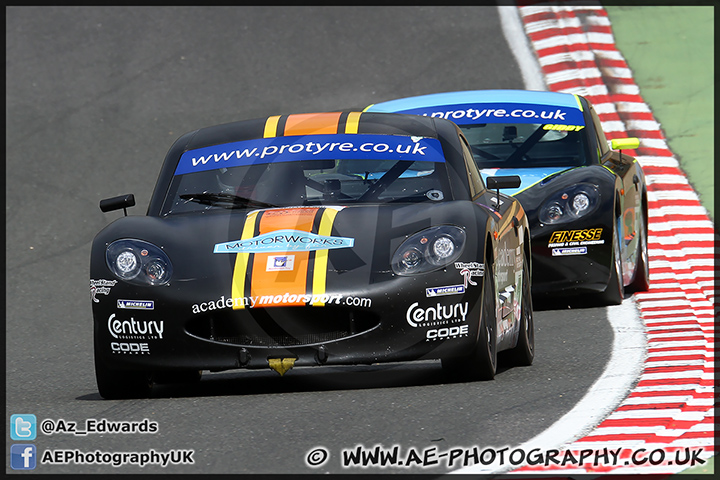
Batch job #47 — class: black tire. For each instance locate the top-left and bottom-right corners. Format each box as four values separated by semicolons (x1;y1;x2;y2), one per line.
506;248;534;366
628;212;650;293
94;348;153;400
602;222;625;305
442;259;497;381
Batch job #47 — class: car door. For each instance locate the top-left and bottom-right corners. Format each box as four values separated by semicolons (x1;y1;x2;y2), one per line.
460;133;523;347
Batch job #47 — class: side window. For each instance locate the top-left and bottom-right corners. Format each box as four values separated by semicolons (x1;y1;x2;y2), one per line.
590;105;610;159
459;134;485;199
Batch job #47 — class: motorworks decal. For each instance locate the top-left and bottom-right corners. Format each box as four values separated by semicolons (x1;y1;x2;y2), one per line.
214;229;354;254
174;133;444;175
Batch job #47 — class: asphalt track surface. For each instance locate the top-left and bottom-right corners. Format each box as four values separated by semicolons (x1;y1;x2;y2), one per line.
6;7;616;474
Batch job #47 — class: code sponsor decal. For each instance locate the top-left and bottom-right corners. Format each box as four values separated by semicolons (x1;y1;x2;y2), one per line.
174;134;444;175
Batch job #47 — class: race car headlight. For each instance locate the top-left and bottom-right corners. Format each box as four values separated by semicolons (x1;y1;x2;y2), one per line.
392;226;466;275
539;184;599;225
106;239;173;286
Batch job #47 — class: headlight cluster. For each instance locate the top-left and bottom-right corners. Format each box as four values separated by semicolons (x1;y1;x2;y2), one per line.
392;226;466;275
106;239;173;286
539;184;599;225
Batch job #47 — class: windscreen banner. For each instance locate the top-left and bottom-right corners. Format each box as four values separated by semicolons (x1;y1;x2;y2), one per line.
175;134;445;175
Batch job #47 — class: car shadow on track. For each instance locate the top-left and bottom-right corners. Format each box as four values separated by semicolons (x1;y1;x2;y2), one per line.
532;292;629;312
77;359;523;400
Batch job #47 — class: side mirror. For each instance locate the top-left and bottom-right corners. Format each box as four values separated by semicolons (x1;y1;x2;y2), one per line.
486;175;521;205
486;175;521;190
99;194;135;216
610;137;639;165
610;137;640;150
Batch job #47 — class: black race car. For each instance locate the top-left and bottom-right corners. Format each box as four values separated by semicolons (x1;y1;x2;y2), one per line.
367;90;650;304
91;111;533;399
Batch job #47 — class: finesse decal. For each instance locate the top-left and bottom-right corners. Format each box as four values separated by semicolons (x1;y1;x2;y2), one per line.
548;228;604;247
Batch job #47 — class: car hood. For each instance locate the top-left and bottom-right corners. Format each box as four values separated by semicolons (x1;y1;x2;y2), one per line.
92;202;486;301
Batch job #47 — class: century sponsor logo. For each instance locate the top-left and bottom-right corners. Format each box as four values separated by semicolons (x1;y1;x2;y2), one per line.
406;302;468;328
214;229;354;254
107;314;164;340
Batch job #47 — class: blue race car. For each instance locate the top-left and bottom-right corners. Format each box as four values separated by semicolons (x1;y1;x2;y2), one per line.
366;90;649;304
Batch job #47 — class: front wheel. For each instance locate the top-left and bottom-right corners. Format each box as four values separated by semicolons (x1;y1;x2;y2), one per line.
602;222;625;305
628;212;650;293
506;248;534;366
442;259;497;381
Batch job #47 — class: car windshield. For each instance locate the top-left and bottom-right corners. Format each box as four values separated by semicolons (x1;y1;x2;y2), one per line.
458;123;587;168
160;134;452;216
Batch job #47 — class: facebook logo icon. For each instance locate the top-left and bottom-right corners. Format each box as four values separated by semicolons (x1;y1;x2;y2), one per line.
11;444;37;470
10;414;36;440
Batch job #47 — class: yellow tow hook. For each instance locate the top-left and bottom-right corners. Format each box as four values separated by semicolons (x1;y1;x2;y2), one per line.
268;358;296;376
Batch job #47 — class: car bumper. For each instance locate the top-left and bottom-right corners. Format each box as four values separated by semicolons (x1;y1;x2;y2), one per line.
92;276;483;373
